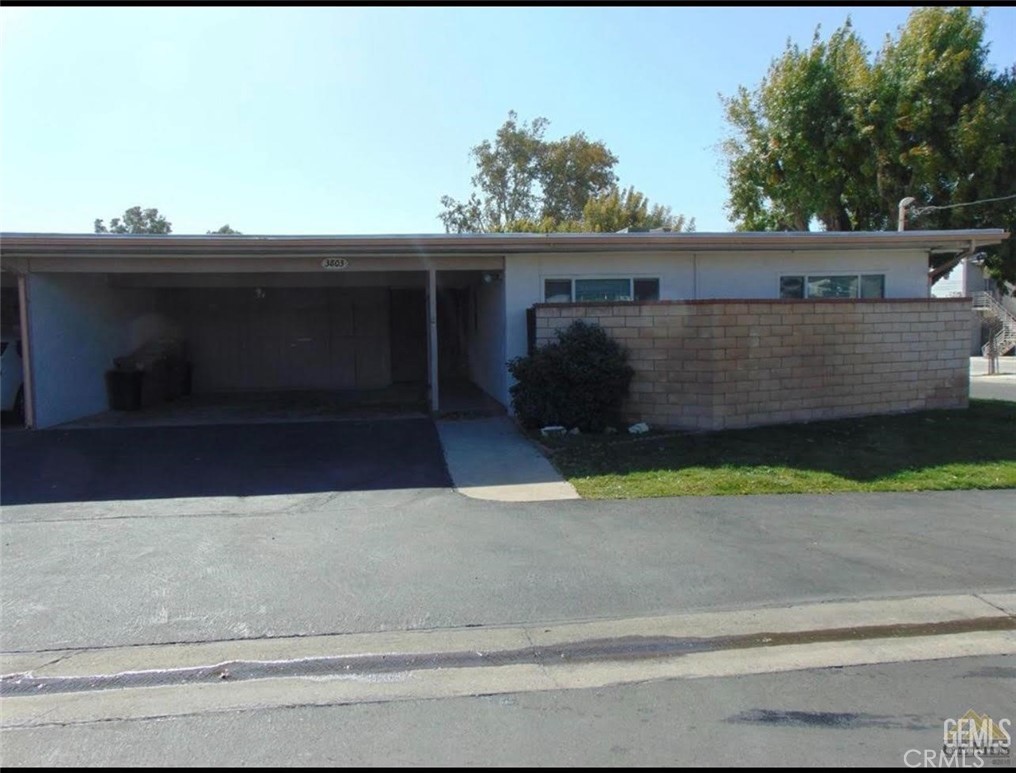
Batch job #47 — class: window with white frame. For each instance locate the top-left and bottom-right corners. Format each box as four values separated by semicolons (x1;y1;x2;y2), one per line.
779;273;885;299
543;277;660;302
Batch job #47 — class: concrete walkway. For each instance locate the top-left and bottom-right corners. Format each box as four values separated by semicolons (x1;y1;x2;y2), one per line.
970;355;1016;377
969;355;1016;402
436;417;579;502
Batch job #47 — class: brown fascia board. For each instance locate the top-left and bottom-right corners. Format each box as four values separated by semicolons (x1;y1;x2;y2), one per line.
0;229;1008;260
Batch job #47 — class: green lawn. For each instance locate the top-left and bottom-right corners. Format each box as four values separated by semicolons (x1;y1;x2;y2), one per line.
540;400;1016;498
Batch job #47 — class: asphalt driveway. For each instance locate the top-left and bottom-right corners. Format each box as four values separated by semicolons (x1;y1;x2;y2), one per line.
0;418;451;505
1;488;1013;652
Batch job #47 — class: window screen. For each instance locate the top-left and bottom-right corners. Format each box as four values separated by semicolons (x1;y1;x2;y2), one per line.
860;274;885;299
544;279;572;302
807;275;859;299
780;276;805;299
575;278;632;301
781;273;886;299
633;278;660;301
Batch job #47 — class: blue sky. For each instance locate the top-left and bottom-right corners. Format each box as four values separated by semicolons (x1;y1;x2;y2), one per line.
1;6;1014;235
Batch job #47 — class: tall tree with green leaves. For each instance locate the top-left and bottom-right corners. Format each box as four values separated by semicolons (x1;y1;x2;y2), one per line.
721;7;1016;283
440;111;692;234
722;22;875;232
539;132;620;223
94;206;172;234
502;187;694;234
581;186;694;233
207;224;242;234
439;112;553;233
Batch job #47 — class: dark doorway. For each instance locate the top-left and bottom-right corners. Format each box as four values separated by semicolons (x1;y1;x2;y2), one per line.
437;287;469;380
390;288;428;383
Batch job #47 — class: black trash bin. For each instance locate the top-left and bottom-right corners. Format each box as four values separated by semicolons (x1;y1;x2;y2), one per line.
105;370;144;411
179;361;192;398
165;357;192;401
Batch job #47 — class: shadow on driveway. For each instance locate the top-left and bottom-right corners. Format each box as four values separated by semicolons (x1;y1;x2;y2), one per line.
0;418;451;505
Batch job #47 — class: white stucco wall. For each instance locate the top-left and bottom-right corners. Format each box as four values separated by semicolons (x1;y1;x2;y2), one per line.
467;278;507;405
964;259;993;295
27;274;172;428
503;252;697;376
502;247;931;368
694;249;930;300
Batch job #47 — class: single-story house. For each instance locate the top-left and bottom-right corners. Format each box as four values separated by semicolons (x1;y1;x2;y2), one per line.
0;229;1007;431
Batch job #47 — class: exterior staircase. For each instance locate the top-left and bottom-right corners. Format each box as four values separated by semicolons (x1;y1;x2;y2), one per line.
972;291;1016;357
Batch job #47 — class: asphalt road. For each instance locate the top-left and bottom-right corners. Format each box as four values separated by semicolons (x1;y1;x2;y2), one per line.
3;655;1011;766
2;482;1013;652
2;418;1014;767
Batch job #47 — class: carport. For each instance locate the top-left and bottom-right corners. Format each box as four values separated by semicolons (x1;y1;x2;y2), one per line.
0;235;506;429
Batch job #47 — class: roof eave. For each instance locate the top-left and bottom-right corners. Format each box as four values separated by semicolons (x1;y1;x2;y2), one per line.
0;229;1007;260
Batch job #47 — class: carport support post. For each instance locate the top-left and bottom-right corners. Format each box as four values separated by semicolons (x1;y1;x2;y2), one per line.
428;268;439;412
17;274;34;428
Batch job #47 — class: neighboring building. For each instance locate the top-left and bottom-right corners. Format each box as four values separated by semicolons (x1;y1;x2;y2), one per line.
932;256;1016;355
931;255;994;299
0;229;1007;430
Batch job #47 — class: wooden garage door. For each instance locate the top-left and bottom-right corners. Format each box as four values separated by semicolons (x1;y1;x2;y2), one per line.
173;287;391;392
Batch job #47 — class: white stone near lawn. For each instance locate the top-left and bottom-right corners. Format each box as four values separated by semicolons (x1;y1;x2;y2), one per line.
540;425;567;437
628;422;649;434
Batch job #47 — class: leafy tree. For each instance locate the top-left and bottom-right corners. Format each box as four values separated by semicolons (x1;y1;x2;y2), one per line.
502;188;695;234
207;224;242;234
94;206;172;234
440;111;692;234
722;23;874;232
721;8;1016;284
581;186;694;233
539;132;619;222
439;112;553;233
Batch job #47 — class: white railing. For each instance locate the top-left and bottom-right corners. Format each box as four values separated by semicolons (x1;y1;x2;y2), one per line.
973;291;1016;357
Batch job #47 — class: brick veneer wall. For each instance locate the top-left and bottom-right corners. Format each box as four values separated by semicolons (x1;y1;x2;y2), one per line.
533;298;971;431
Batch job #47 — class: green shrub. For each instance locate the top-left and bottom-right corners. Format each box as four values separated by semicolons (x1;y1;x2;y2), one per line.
508;319;635;432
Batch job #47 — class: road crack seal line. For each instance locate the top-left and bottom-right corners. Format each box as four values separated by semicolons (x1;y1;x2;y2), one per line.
523;625;563;691
2;616;1013;699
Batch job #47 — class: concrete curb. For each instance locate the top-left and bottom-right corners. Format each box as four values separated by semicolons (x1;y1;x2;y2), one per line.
2;592;1014;728
4;592;1012;681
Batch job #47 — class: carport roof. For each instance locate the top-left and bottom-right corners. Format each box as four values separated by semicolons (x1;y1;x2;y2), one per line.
0;229;1008;259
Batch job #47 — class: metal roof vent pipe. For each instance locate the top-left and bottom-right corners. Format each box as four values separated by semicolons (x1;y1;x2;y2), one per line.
898;197;917;231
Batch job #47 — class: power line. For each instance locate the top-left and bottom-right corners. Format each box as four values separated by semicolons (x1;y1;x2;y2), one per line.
912;193;1016;216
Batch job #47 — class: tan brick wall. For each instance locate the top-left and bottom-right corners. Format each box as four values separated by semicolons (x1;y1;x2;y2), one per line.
534;298;971;431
